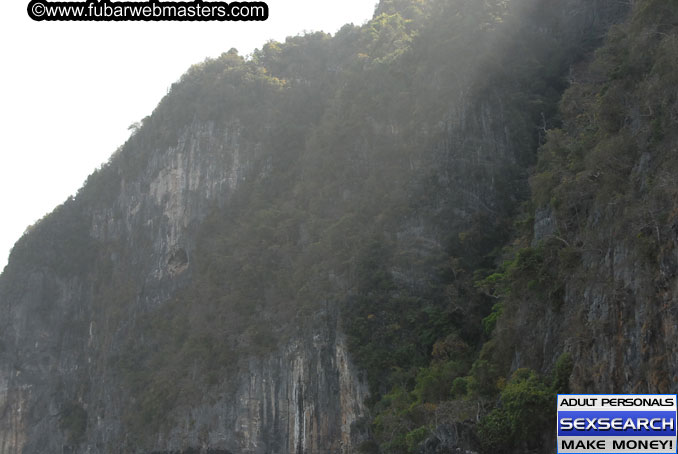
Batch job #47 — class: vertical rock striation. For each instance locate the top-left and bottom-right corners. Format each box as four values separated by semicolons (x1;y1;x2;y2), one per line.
0;1;636;453
0;118;368;453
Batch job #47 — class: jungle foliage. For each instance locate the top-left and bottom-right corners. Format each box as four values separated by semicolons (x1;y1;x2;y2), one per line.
5;0;672;452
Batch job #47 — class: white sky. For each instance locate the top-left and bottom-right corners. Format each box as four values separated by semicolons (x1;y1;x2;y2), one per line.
0;0;377;272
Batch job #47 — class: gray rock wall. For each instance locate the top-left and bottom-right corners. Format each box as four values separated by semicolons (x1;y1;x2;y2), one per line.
0;120;368;453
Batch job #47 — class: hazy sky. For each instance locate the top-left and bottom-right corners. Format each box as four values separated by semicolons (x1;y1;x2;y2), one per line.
0;0;377;271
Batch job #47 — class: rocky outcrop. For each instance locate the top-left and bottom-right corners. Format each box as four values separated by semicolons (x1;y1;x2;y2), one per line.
416;423;479;454
495;0;678;396
159;325;367;454
0;118;368;453
0;1;637;453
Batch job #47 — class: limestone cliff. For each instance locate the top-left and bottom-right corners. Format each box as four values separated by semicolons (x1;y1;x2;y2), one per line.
0;0;638;453
0;118;368;453
493;0;678;395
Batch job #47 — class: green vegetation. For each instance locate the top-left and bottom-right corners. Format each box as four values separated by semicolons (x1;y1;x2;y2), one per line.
6;196;98;278
531;0;678;252
478;368;553;453
473;0;678;452
6;0;676;452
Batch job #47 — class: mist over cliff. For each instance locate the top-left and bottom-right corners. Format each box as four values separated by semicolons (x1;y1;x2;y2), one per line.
2;0;676;453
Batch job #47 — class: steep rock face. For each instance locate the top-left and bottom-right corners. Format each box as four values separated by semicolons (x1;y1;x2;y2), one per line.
161;321;367;454
94;121;245;268
0;118;368;453
0;1;636;453
493;0;678;395
501;193;678;393
416;423;479;454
